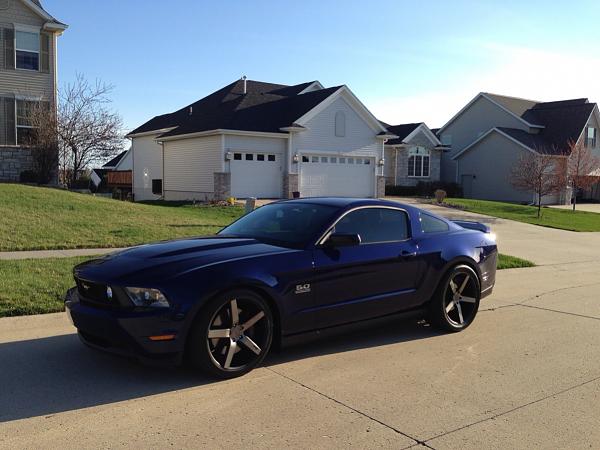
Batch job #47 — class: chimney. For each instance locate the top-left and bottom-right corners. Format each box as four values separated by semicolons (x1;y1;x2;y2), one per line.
189;106;193;115
241;75;247;94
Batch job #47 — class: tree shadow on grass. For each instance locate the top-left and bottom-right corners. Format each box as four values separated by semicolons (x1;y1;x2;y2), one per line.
0;318;440;423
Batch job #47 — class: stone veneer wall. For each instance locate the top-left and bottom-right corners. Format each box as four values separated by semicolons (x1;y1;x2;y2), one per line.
283;173;299;199
0;147;34;182
213;172;231;201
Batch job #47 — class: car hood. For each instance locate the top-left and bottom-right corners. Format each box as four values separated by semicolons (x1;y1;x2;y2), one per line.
74;236;294;285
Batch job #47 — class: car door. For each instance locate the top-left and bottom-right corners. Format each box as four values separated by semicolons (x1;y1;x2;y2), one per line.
311;206;424;328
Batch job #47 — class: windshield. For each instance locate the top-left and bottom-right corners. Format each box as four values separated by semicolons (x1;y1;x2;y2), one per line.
219;202;338;248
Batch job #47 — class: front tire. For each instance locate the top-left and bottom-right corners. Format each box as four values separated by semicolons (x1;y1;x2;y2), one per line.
428;265;481;332
188;290;273;379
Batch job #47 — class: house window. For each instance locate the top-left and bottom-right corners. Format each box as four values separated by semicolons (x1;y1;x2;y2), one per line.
268;154;276;162
245;153;254;161
335;111;346;137
152;179;162;195
302;155;309;163
16;30;40;71
408;146;430;178
586;127;597;148
257;154;265;161
16;100;47;146
233;153;242;160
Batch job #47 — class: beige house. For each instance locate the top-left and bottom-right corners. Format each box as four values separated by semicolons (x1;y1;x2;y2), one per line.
0;0;66;181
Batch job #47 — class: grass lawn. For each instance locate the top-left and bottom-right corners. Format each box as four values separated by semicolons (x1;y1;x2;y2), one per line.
0;256;89;317
0;253;534;318
497;253;535;270
445;198;600;232
0;184;244;251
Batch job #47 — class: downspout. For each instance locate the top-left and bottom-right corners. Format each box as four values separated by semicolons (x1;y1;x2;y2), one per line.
394;147;398;185
160;141;165;200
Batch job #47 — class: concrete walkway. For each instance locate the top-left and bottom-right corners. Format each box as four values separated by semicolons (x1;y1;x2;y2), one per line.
0;247;124;260
549;203;600;213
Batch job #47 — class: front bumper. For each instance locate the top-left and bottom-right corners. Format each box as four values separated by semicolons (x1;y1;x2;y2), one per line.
65;288;186;365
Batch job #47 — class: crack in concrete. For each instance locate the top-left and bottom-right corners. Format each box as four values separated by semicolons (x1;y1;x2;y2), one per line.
265;366;436;449
422;374;600;445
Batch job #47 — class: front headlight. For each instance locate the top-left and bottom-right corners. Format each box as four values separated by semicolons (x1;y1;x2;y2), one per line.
125;287;169;308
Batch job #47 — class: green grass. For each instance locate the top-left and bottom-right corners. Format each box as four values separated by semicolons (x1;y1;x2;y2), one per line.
0;256;89;317
0;184;244;251
0;252;535;318
445;198;600;232
497;253;535;270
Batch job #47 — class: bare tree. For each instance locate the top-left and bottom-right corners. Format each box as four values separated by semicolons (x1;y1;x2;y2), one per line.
566;139;600;211
25;102;59;184
57;74;124;187
510;151;565;218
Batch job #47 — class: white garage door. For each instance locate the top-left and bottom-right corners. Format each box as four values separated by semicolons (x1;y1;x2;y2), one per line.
300;154;375;198
230;152;283;198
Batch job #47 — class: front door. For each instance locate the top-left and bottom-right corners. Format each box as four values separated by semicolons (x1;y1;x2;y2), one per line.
311;207;422;328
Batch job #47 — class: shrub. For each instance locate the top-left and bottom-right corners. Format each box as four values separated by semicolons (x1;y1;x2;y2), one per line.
19;170;38;184
434;189;447;203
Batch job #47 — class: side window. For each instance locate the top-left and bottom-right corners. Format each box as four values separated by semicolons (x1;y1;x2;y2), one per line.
151;179;163;195
420;213;449;233
334;208;409;243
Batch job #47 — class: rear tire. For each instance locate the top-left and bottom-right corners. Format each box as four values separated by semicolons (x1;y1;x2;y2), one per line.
188;289;273;379
428;265;481;332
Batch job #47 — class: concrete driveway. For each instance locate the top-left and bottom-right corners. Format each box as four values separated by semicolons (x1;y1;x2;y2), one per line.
1;201;600;449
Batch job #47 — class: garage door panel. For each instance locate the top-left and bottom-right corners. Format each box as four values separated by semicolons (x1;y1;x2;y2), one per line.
300;154;375;198
230;152;282;198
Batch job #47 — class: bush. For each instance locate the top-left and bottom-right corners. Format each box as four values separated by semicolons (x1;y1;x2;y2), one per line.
19;170;38;184
434;189;447;203
385;181;462;198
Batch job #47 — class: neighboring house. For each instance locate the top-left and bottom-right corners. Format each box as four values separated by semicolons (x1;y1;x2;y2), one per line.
382;122;445;186
90;149;133;197
0;0;66;182
437;93;600;203
127;78;395;201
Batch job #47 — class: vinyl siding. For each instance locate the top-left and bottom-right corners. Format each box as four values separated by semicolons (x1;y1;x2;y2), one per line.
132;134;163;201
0;1;56;101
456;131;534;203
292;96;381;174
163;135;221;201
440;96;531;182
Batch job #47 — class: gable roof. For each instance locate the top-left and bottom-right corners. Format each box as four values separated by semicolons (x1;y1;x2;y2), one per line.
102;151;127;168
130;79;388;140
453;100;598;160
22;0;67;30
385;123;421;145
384;122;442;147
437;92;544;135
129;79;348;139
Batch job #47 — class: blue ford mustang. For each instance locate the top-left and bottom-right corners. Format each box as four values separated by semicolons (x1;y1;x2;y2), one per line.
65;198;497;378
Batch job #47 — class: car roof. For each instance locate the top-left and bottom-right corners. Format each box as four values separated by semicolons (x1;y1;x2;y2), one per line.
279;197;418;211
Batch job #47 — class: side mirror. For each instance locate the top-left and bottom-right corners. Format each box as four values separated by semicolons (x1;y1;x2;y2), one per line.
326;232;361;247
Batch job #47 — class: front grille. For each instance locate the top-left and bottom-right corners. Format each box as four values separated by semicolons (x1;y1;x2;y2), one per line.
75;277;115;308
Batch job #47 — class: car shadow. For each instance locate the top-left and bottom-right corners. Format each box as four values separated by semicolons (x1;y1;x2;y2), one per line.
0;318;440;423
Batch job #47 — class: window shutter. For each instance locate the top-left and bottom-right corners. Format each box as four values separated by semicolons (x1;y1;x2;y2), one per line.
40;32;50;73
3;28;14;70
4;97;15;145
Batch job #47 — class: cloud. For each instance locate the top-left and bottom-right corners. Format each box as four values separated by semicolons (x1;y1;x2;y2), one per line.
366;43;600;128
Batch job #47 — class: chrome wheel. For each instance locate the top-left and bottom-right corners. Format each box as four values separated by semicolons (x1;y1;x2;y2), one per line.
206;297;271;372
443;269;479;327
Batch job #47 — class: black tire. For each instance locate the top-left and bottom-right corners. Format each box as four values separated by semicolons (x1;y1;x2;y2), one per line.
428;264;481;332
188;289;273;379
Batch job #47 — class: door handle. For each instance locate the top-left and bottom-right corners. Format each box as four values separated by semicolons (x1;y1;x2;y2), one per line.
400;250;417;258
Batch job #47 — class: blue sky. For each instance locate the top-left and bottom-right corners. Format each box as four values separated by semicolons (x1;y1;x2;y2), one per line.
47;0;600;132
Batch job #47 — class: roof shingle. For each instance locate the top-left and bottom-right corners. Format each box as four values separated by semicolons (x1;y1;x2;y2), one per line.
129;79;341;138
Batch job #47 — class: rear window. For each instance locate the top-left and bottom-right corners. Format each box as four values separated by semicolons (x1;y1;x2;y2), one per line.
420;213;449;233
